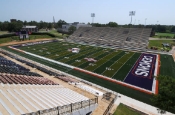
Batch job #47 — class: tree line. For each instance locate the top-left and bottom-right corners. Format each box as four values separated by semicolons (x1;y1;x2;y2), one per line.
0;19;175;33
92;23;175;33
0;19;67;32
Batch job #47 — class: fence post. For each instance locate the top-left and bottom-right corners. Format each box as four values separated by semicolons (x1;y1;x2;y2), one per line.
57;106;59;115
71;103;73;112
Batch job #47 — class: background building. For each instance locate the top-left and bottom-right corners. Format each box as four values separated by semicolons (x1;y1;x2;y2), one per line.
22;26;38;32
60;22;92;32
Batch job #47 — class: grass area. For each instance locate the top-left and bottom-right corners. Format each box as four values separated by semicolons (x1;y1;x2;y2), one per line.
0;35;54;45
160;54;175;78
48;30;69;38
113;103;144;115
0;30;68;44
153;32;175;38
39;29;69;38
0;37;13;44
148;40;175;50
0;31;9;35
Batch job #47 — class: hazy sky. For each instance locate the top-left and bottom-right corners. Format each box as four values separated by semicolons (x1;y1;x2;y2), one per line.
0;0;175;25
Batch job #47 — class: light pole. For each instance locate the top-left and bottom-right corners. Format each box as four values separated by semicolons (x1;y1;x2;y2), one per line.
156;21;159;32
138;20;140;25
134;19;136;25
145;18;147;27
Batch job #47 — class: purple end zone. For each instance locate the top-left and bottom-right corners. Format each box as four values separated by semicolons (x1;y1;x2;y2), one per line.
124;53;156;91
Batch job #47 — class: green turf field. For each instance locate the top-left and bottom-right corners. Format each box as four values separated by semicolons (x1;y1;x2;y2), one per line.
160;54;175;78
113;103;144;115
18;41;140;79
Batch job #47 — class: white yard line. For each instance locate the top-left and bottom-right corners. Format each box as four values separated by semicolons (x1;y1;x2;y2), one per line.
111;52;135;78
101;53;126;75
123;54;142;82
84;50;117;71
73;50;105;66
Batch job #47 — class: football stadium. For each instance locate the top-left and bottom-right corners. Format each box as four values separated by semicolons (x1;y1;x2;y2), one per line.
0;1;175;115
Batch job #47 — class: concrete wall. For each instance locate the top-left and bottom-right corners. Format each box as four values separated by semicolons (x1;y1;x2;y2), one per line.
61;23;92;32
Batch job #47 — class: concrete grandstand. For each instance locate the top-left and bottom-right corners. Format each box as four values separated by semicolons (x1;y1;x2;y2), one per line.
67;27;152;51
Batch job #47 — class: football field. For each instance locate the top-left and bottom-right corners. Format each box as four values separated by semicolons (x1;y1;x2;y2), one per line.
11;40;159;93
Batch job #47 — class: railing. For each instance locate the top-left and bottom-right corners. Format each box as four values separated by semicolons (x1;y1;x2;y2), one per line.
21;98;98;115
103;95;117;115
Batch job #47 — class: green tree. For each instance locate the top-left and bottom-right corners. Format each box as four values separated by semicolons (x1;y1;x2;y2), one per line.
171;26;175;33
68;26;76;34
107;22;118;27
151;75;175;113
56;19;67;28
48;23;52;29
157;25;166;33
8;21;23;32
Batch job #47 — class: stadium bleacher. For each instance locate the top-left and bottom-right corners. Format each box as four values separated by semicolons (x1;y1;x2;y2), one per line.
67;27;152;51
0;50;98;115
0;51;61;76
0;56;42;77
0;73;58;85
1;84;97;115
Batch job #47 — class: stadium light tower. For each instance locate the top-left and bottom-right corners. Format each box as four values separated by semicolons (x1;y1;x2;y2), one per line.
129;11;135;24
53;16;55;28
91;13;95;24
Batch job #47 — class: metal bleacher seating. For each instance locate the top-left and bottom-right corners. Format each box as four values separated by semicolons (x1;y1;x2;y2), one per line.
0;51;60;76
0;73;58;85
0;51;98;115
0;84;97;115
68;27;152;51
0;56;42;77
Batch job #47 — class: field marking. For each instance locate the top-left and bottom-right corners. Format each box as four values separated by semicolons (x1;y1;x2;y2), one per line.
123;54;142;82
90;51;122;71
55;45;91;61
71;49;105;66
101;52;126;75
111;52;135;79
63;47;102;63
84;50;118;71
